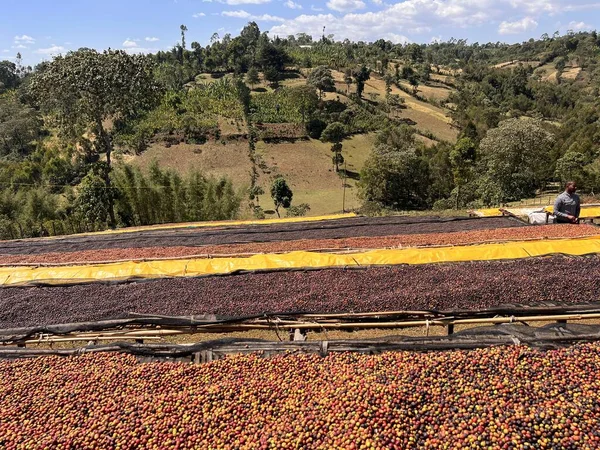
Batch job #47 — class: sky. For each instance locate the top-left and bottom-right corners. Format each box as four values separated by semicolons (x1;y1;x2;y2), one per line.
1;0;599;66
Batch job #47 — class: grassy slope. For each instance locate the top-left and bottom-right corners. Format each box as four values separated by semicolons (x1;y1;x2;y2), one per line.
330;71;458;143
256;134;374;216
124;70;457;217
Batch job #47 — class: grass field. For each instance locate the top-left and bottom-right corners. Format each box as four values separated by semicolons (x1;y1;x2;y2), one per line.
122;140;253;188
122;134;375;217
256;134;374;216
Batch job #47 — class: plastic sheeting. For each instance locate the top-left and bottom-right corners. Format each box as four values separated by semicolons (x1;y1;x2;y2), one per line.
27;213;359;241
2;235;600;287
544;205;600;219
470;208;504;217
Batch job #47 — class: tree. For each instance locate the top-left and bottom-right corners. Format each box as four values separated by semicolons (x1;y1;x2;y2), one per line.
307;66;334;99
180;25;188;50
0;60;19;93
359;147;429;209
321;122;346;172
263;66;280;88
290;85;318;124
76;171;114;226
449;138;476;209
344;68;353;93
246;67;260;89
477;118;554;205
0;94;42;158
29;49;162;227
359;125;429;209
353;65;370;99
555;151;587;186
383;73;394;98
270;176;293;217
408;75;419;95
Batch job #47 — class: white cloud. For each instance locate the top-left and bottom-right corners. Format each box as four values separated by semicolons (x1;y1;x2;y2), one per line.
145;37;160;42
122;39;138;48
222;9;285;21
327;0;366;12
221;0;271;4
14;35;35;44
2;49;10;53
498;16;538;34
372;0;383;4
509;0;558;14
12;44;28;49
562;2;600;12
430;35;443;43
272;0;500;42
193;12;206;17
285;0;303;8
222;9;252;17
311;4;324;11
568;20;592;30
35;45;66;55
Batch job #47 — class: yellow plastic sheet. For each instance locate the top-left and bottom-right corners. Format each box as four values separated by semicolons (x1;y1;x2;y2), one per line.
544;205;600;219
2;235;600;287
471;208;504;217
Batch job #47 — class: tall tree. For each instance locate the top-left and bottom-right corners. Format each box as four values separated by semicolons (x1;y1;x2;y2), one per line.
180;24;188;50
307;65;334;99
477;118;554;205
270;176;293;218
30;49;161;227
246;66;260;90
353;65;370;99
321;122;346;172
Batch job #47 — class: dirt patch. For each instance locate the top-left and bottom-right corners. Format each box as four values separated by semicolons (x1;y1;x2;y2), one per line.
124;140;252;187
562;66;581;80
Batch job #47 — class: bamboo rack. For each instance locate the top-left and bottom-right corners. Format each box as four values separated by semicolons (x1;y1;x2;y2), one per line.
6;310;600;346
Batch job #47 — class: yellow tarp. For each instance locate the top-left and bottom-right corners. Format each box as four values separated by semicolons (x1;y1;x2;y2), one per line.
544;205;600;219
2;235;600;287
471;208;504;217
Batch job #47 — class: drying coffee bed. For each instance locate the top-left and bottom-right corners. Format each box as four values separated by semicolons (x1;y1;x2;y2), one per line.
0;216;525;256
2;345;599;449
3;224;596;265
2;255;599;329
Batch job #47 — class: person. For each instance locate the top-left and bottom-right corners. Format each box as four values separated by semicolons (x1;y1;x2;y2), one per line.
553;181;580;224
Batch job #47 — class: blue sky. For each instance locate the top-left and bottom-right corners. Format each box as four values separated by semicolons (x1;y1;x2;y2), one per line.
1;0;599;65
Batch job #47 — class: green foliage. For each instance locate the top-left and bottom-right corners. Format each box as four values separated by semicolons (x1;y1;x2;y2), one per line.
270;176;293;217
359;147;429;209
246;67;260;88
112;163;241;226
307;118;327;139
0;93;43;158
77;172;113;226
286;203;311;217
322;122;347;172
30;49;161;143
307;66;335;99
555;151;588;186
0;61;19;93
353;65;371;99
359;126;430;209
251;87;317;124
321;122;346;144
477;118;555;204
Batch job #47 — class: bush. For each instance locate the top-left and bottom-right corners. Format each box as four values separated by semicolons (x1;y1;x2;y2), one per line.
307;119;327;139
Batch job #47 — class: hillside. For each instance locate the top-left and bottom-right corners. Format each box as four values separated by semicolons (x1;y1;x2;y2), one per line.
2;28;600;237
